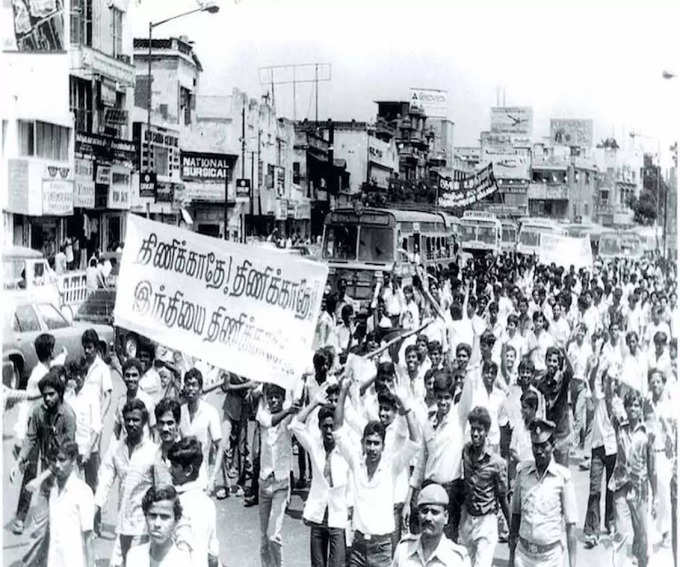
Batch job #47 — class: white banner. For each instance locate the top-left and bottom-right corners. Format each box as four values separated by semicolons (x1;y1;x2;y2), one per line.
539;234;593;271
114;215;329;390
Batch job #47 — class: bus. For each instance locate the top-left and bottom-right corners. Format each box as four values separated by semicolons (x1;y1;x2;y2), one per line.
500;219;518;253
321;207;457;311
598;229;645;261
516;217;567;256
564;222;605;256
457;211;502;256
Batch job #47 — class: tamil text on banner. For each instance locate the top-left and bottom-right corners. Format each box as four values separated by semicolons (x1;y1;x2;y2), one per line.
539;233;593;271
114;215;329;390
437;163;498;208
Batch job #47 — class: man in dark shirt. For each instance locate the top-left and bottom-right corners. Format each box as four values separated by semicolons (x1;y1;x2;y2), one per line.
12;368;77;478
459;406;509;567
536;347;572;466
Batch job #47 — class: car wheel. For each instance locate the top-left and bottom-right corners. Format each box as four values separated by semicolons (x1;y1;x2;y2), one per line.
124;335;139;359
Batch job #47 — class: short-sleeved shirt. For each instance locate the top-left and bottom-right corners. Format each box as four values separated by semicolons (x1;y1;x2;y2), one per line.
511;458;578;546
113;390;156;436
82;356;113;420
462;443;507;516
48;472;94;567
391;534;471;567
180;399;222;483
175;480;219;565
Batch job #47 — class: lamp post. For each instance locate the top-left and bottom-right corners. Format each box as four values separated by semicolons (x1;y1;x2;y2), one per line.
145;4;219;209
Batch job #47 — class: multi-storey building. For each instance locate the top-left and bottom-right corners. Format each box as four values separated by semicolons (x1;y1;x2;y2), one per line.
593;139;641;227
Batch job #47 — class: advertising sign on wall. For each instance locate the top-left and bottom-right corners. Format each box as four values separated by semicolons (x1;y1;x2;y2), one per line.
490;107;533;134
96;164;112;185
481;151;530;180
139;171;157;199
180;151;231;181
113;215;328;390
550;119;594;148
7;159;30;214
9;0;65;51
409;88;448;118
108;166;131;209
42;180;73;216
74;180;95;208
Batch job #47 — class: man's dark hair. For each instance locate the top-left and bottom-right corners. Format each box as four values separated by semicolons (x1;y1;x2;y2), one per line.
264;382;286;399
155;397;181;423
122;358;144;376
362;420;386;442
432;370;455;395
122;398;149;424
184;367;203;389
467;406;492;431
167;437;203;482
34;334;55;363
81;328;100;347
317;405;335;425
482;361;498;376
38;368;65;398
142;485;183;520
55;440;79;461
377;391;398;410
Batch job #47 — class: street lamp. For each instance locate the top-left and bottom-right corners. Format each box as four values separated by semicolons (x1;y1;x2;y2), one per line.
145;4;220;192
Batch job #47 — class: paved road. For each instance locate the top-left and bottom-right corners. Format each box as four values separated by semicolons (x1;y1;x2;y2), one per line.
2;373;675;567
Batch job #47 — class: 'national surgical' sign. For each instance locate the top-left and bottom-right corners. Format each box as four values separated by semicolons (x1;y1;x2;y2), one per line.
114;215;329;390
180;151;231;182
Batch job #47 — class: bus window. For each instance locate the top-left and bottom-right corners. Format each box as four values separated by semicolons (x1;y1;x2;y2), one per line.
519;230;539;246
478;225;496;244
459;224;476;242
358;226;394;263
323;225;358;260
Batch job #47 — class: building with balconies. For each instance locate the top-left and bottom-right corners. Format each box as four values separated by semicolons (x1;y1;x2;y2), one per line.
69;0;136;254
529;144;571;218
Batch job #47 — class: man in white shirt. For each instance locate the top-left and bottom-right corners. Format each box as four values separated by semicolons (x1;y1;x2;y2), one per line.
566;324;593;453
620;331;648;397
179;369;222;491
113;358;156;440
169;437;220;567
549;302;571;349
81;328;113;492
527;312;555;373
48;441;95;567
289;388;350;567
256;383;301;567
334;378;419;566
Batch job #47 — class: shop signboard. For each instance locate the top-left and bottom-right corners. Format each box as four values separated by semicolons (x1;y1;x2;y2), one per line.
95;164;112;185
7;159;30;214
135;123;180;178
295;201;311;220
42;180;73;216
236;178;251;198
155;182;175;203
275;199;287;220
108;166;131;209
180;151;231;181
490;106;533;134
139;171;157;199
74;180;95;208
409;88;448;118
75;132;136;165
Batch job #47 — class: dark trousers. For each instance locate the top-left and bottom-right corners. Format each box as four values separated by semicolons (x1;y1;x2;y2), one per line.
248;423;261;496
391;503;404;553
440;479;465;542
583;445;616;538
309;524;346;567
348;533;391;567
82;451;100;495
15;458;38;521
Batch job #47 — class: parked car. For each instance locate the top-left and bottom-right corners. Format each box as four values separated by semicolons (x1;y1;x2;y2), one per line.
2;245;60;306
73;289;153;360
2;292;114;389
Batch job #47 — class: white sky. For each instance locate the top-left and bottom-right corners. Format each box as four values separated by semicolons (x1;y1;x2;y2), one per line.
132;0;680;167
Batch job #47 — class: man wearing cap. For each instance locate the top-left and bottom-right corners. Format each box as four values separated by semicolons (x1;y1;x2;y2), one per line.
392;483;471;567
509;418;578;567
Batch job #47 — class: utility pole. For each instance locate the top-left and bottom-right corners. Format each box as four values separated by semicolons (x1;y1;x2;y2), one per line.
241;104;247;242
327;118;334;207
259;63;330;120
315;64;319;123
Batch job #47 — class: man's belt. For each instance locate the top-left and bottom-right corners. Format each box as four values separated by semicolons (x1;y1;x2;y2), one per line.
354;530;391;542
519;537;561;554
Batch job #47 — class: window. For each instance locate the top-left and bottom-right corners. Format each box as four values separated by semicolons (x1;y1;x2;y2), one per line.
36;304;69;330
153;146;169;176
35;121;70;160
180;87;192;125
111;7;123;57
584;203;589;216
585;172;590;185
71;0;92;46
14;305;41;333
293;162;300;184
18;120;34;156
600;190;609;204
323;224;358;260
70;76;93;132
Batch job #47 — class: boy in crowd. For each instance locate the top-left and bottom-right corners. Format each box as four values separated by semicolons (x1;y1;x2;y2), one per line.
168;436;220;567
113;358;156;440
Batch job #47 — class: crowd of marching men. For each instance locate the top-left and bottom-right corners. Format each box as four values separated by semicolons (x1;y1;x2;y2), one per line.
3;249;678;567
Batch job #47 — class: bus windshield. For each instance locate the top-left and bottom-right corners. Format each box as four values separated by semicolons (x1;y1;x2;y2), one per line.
599;238;619;255
459;224;477;242
502;227;516;243
477;226;496;244
358;226;394;262
323;224;358;260
519;230;540;246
